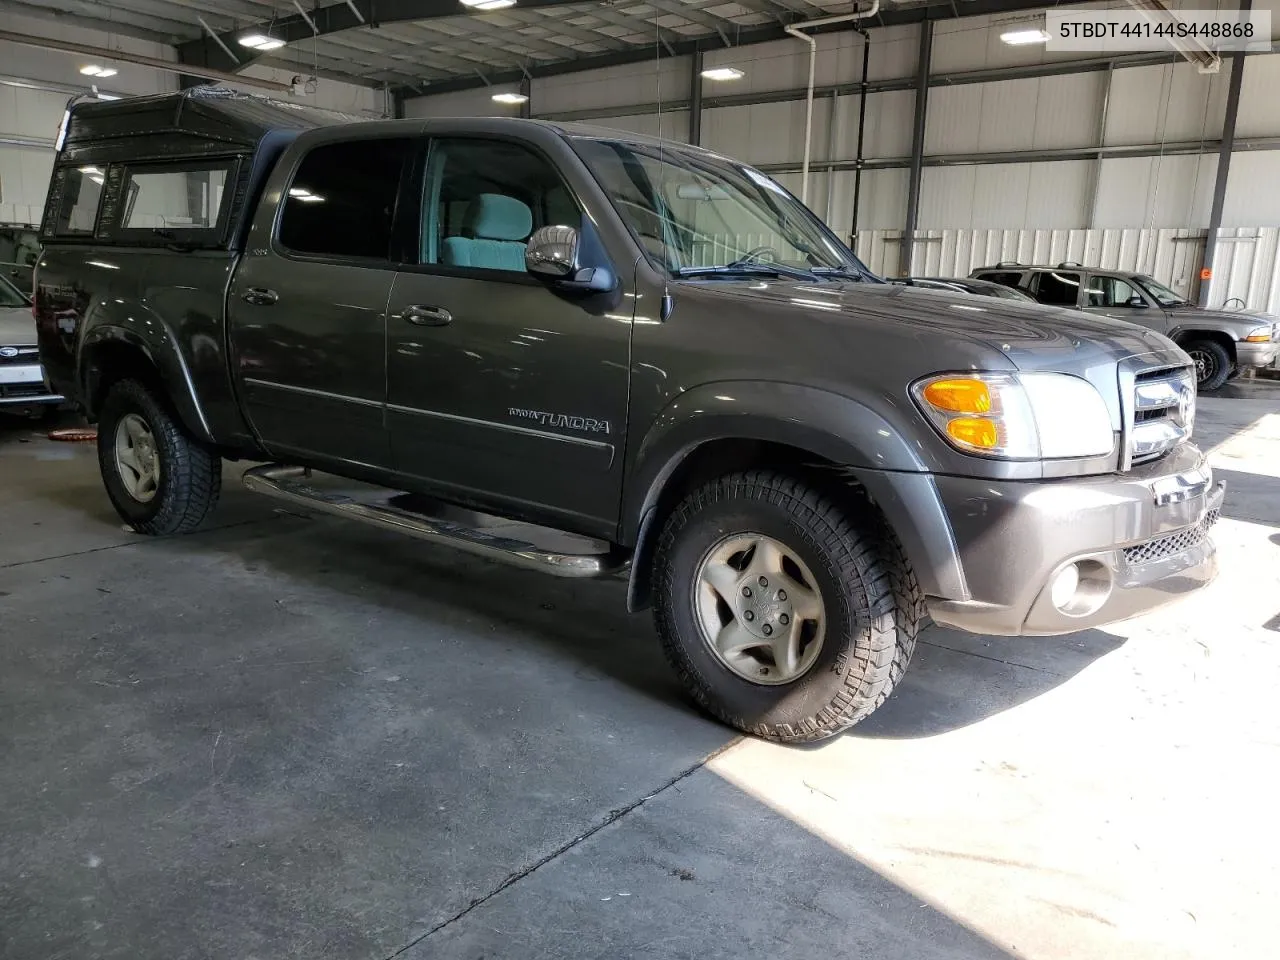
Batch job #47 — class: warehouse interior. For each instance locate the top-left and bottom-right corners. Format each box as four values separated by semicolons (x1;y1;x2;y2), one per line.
1;0;1279;958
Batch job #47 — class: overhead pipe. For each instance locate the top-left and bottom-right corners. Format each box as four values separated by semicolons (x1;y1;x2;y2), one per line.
784;1;880;205
850;28;871;240
0;29;293;92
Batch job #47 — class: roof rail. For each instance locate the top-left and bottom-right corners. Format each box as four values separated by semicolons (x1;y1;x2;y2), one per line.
1057;261;1084;268
994;260;1023;268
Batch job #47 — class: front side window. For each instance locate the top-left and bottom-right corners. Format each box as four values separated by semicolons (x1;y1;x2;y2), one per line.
1034;271;1082;307
120;164;229;231
278;138;412;260
0;274;27;307
572;137;861;278
1135;275;1189;308
420;138;580;273
1085;275;1142;308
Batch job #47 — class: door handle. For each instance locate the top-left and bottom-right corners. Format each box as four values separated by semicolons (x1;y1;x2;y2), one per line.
402;304;452;327
241;287;279;306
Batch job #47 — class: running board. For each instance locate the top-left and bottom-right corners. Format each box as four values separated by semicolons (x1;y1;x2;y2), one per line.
242;464;628;579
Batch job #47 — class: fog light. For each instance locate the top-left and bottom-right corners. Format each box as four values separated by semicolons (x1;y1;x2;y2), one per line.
1050;563;1081;610
1047;559;1112;617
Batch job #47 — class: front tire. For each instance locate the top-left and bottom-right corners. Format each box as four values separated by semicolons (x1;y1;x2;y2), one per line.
652;470;922;744
1183;339;1232;391
97;379;221;535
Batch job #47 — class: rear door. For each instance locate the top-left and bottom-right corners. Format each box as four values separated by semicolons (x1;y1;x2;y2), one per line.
228;134;413;470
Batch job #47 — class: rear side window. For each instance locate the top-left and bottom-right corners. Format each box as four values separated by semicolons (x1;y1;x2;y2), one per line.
1033;271;1082;307
278;138;412;261
121;166;228;230
56;166;105;235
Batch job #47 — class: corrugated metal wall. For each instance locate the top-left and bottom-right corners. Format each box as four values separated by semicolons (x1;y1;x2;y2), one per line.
853;226;1280;314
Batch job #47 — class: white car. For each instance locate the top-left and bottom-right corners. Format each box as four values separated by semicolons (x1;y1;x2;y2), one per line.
0;273;63;416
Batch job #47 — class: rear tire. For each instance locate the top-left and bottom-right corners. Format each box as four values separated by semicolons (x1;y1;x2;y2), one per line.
652;470;922;744
97;379;221;535
1183;339;1232;391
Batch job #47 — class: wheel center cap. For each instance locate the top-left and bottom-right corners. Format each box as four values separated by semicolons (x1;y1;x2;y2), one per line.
738;578;793;637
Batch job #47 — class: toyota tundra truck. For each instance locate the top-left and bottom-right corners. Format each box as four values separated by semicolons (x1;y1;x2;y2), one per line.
35;89;1222;743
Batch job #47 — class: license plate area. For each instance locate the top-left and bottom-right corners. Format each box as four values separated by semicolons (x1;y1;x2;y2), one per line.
0;363;44;385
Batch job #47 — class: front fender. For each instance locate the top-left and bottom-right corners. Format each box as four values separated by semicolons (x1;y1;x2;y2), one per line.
622;381;968;601
80;316;214;444
1170;319;1246;342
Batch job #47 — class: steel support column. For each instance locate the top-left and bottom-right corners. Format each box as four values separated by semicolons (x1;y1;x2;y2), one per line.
902;18;933;276
1086;62;1114;228
519;75;533;119
689;48;704;145
1199;0;1250;305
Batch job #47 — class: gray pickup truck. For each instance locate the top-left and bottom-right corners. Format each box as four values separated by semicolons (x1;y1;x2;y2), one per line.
972;262;1279;390
35;89;1223;743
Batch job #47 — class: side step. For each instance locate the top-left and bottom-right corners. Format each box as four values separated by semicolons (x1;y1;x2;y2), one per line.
243;464;629;579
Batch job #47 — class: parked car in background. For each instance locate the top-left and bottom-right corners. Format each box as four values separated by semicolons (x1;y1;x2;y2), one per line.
971;262;1279;390
0;273;63;417
892;277;1036;302
0;224;41;295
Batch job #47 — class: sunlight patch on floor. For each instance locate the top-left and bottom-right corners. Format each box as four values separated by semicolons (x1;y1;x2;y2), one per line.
708;511;1280;960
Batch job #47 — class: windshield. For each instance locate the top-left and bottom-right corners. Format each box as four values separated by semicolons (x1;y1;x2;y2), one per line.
572;137;867;278
1135;275;1188;308
0;274;29;308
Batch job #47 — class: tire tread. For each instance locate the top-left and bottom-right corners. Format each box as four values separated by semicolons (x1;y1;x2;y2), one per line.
652;468;922;744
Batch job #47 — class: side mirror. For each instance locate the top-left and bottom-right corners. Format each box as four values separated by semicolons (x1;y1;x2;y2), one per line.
525;224;615;294
1126;296;1148;308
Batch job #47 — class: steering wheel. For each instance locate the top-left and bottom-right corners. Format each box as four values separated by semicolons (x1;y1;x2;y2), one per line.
1222;297;1245;310
728;245;778;267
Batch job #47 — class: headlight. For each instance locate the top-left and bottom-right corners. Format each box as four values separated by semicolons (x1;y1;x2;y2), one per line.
1244;325;1273;343
912;372;1115;460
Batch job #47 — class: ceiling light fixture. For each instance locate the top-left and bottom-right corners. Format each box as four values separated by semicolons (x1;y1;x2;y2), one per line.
491;92;529;104
80;64;118;77
1000;27;1049;45
239;33;286;50
460;0;517;9
701;66;745;81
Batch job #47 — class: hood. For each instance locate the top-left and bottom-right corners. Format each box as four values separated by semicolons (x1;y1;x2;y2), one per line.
1167;305;1277;333
0;305;36;347
686;279;1181;369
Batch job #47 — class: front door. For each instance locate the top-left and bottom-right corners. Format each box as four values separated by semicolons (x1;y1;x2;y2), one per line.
228;135;413;469
385;136;632;536
1080;273;1165;333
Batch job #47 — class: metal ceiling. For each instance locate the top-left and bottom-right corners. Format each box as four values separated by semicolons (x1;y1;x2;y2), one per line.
0;0;1063;95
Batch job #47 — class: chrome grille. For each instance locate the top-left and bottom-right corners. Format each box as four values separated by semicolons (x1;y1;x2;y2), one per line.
1129;365;1196;465
1123;508;1219;565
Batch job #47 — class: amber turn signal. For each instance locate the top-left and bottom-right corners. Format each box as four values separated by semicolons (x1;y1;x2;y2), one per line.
1244;333;1272;343
946;417;999;449
922;378;992;414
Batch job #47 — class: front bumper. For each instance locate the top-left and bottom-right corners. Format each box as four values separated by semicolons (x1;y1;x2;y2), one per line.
0;361;64;407
926;442;1221;636
1237;341;1279;369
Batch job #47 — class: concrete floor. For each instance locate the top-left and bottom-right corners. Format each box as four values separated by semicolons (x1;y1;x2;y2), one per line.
2;382;1277;960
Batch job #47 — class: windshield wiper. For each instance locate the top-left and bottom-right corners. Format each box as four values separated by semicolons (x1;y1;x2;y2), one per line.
812;266;872;282
675;263;818;282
